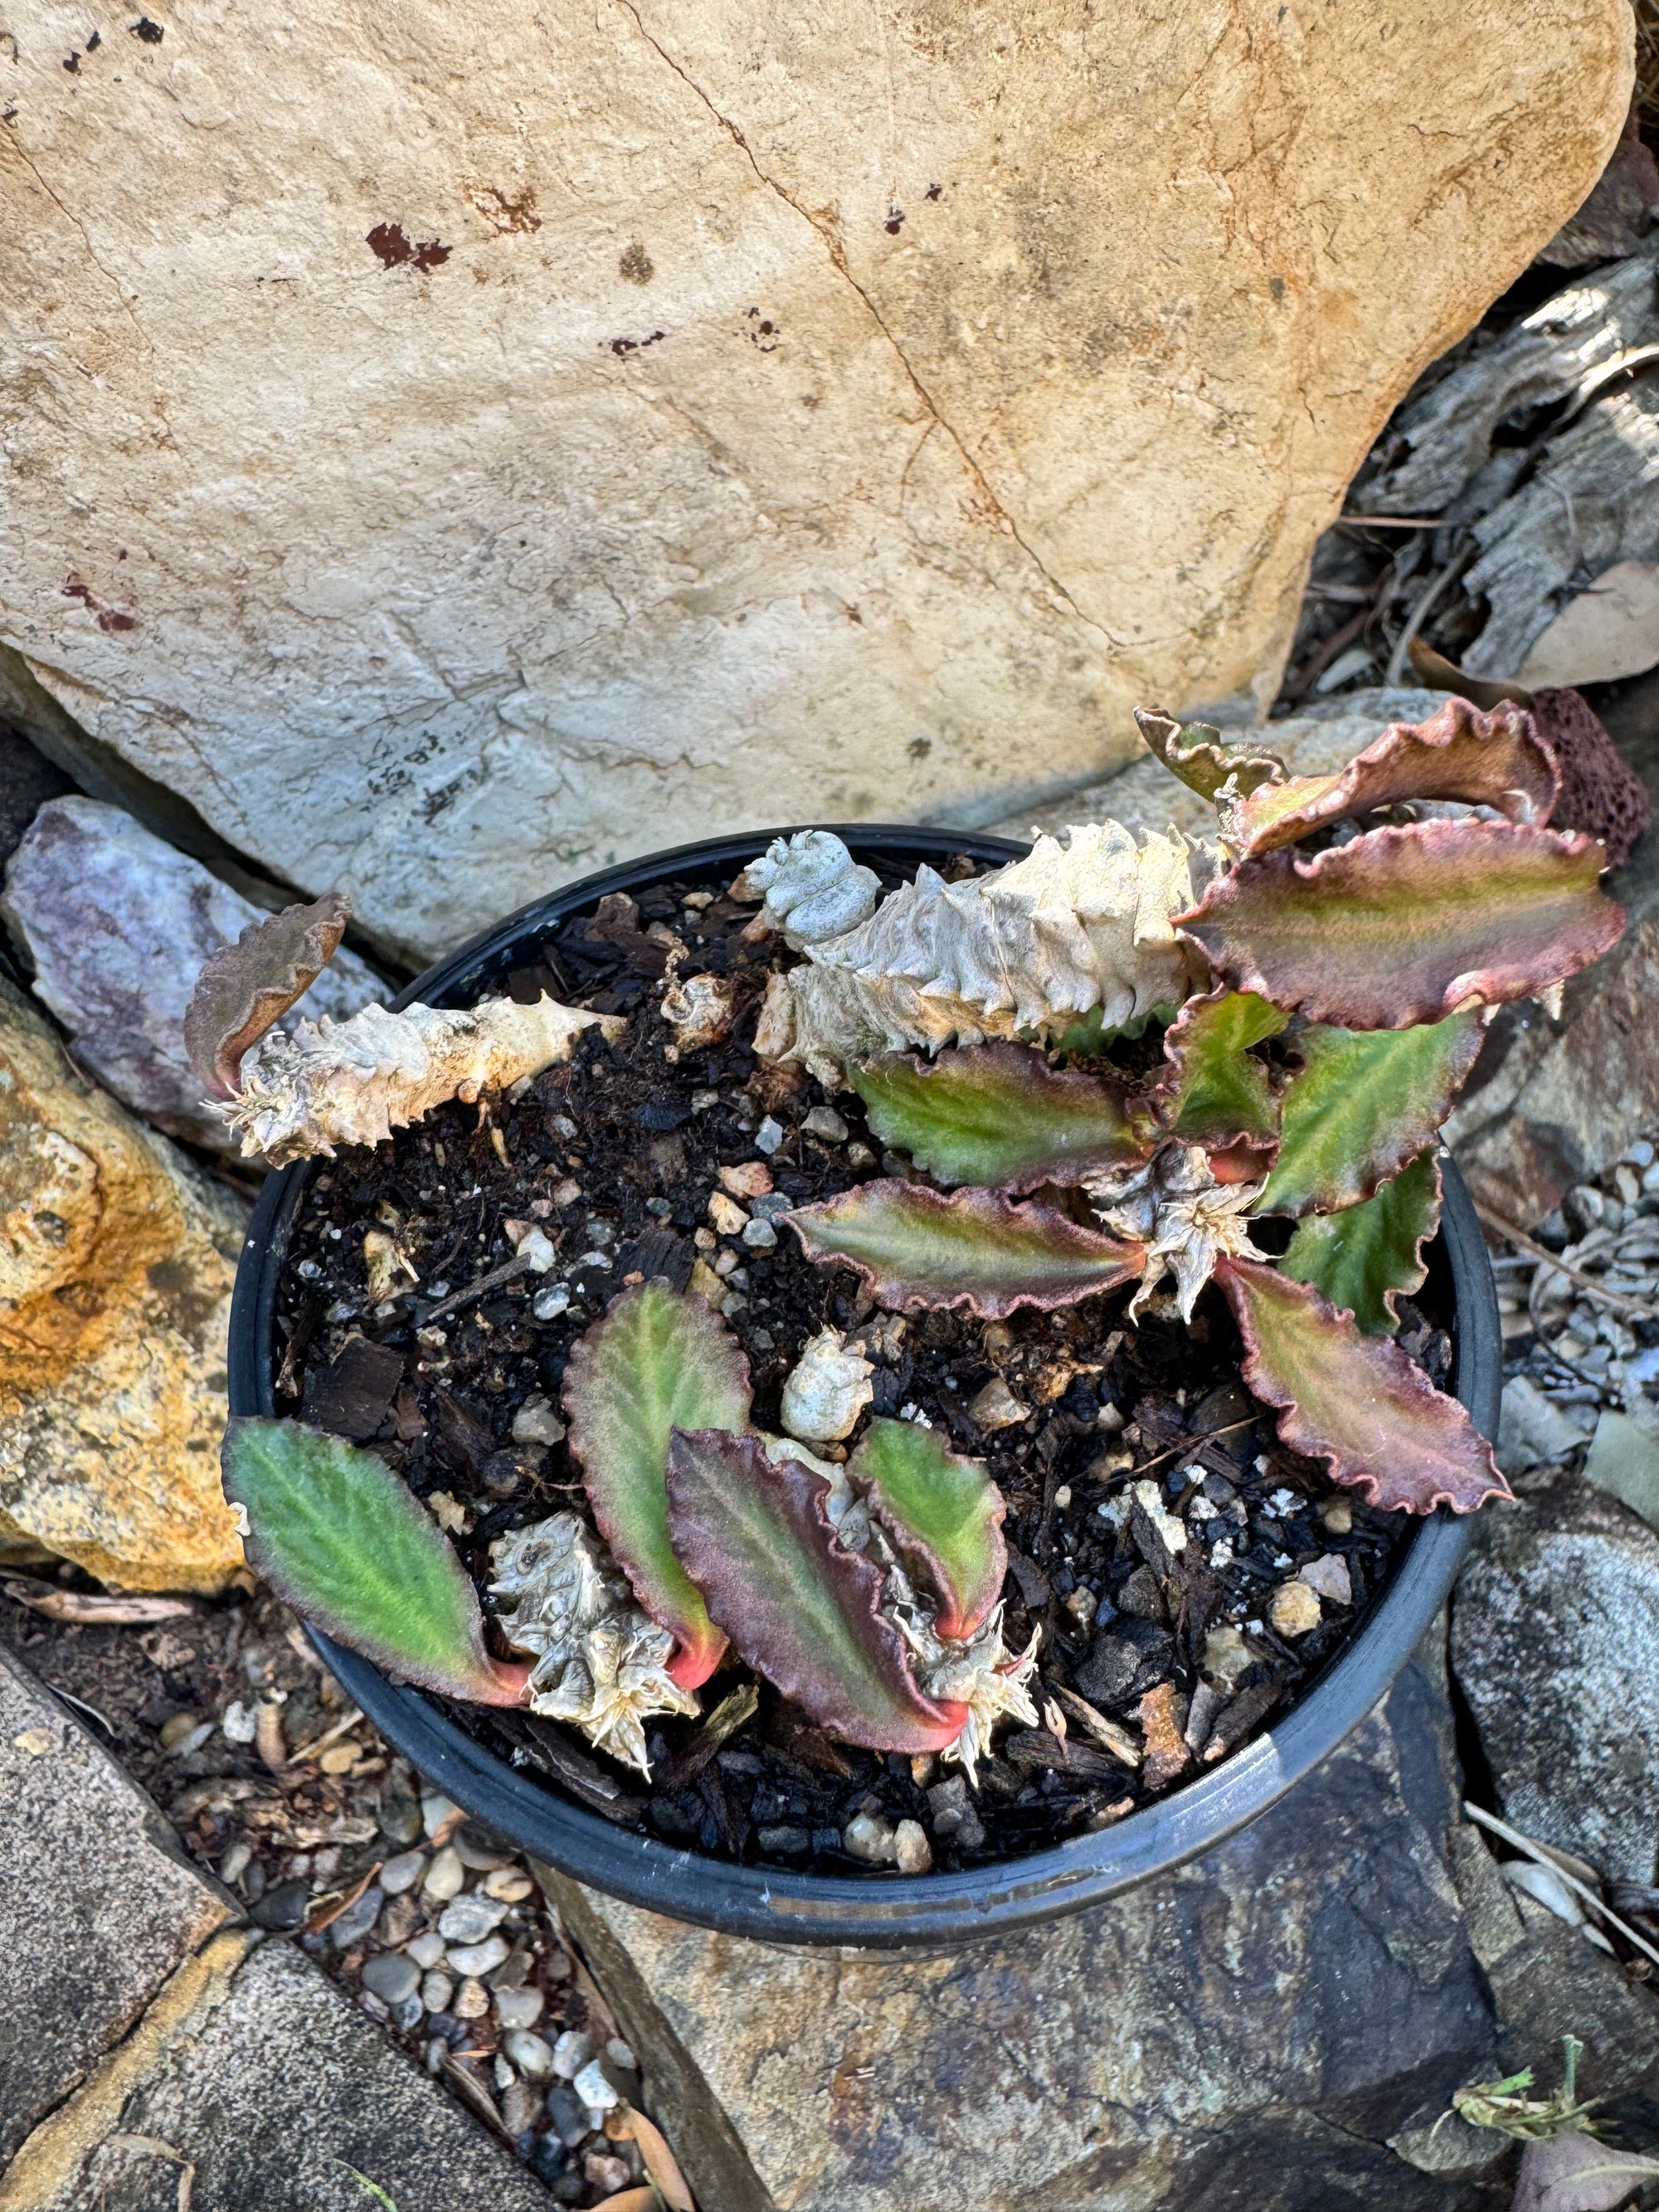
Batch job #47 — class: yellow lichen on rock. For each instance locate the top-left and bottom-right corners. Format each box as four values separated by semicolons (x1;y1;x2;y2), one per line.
0;977;246;1592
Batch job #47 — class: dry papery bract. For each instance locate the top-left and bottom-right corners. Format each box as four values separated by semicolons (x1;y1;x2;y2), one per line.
752;823;1203;1085
225;994;624;1165
489;1514;698;1777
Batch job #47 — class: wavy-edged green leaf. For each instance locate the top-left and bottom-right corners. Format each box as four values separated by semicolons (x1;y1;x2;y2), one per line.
562;1281;752;1688
849;1417;1007;1639
1134;707;1286;803
1280;1150;1442;1334
1214;1257;1508;1513
848;1043;1150;1192
664;1428;967;1750
1152;989;1286;1159
222;1417;527;1704
1255;1014;1481;1216
787;1179;1144;1317
1225;698;1559;855
1178;820;1624;1030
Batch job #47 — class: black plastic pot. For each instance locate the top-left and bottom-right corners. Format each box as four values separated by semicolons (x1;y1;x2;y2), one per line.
228;825;1499;1952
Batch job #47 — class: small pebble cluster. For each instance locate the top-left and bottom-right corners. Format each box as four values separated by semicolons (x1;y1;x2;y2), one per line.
0;1587;663;2209
1491;1135;1659;1479
255;1775;648;2201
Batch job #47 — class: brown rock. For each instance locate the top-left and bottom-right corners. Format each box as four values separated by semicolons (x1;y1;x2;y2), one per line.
0;976;245;1591
0;3;1626;964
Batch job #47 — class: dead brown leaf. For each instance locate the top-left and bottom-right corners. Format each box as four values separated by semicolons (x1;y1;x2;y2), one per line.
305;1860;382;1934
606;2104;697;2212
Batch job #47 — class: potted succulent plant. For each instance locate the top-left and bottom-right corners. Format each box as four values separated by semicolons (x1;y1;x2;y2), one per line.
216;698;1623;1947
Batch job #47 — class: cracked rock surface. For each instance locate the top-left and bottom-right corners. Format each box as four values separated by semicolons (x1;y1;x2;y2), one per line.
539;1650;1659;2212
0;0;1627;962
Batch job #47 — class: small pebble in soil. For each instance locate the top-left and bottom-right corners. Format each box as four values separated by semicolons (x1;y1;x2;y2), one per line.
1267;1581;1322;1639
329;1885;383;1948
406;1931;447;1970
454;1976;491;2020
421;1971;455;2014
545;2083;593;2147
251;1879;310;1932
893;1819;932;1874
552;2030;592;2079
572;2057;620;2113
968;1374;1030;1429
1298;1553;1352;1606
437;1893;509;1942
495;1986;546;2030
504;2028;557;2078
511;1395;566;1446
844;1811;896;1864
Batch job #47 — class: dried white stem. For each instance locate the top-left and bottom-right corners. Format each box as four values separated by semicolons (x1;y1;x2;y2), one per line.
754;825;1203;1084
223;994;624;1165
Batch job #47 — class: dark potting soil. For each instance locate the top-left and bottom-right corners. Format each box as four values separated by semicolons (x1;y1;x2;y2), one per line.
271;864;1434;1877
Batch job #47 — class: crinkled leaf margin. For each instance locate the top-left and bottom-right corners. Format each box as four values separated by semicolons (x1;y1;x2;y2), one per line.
1178;820;1623;1030
562;1281;751;1687
664;1427;967;1750
222;1417;528;1704
1214;1257;1509;1513
788;1179;1145;1317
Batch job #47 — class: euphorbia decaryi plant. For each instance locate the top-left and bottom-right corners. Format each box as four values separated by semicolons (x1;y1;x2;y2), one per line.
223;693;1627;1786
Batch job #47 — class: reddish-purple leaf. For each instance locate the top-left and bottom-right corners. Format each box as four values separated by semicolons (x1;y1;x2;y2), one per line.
848;1417;1007;1640
1214;1257;1510;1514
664;1428;968;1751
184;891;351;1097
787;1179;1145;1317
1178;820;1624;1029
1225;697;1559;854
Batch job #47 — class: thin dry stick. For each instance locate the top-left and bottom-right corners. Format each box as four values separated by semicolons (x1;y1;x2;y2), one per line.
1131;1416;1259;1479
421;1253;533;1323
1462;1801;1659;1971
284;1704;364;1767
1385;540;1477;685
1475;1203;1654;1321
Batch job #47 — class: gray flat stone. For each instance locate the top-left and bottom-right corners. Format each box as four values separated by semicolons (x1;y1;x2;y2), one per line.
0;1642;231;2165
1451;1474;1659;1884
541;1651;1506;2212
15;1938;557;2212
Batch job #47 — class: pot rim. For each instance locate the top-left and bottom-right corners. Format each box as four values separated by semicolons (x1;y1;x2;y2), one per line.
227;824;1494;1951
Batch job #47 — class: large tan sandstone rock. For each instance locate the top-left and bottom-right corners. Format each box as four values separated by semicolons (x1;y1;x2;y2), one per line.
0;978;246;1592
0;0;1630;963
